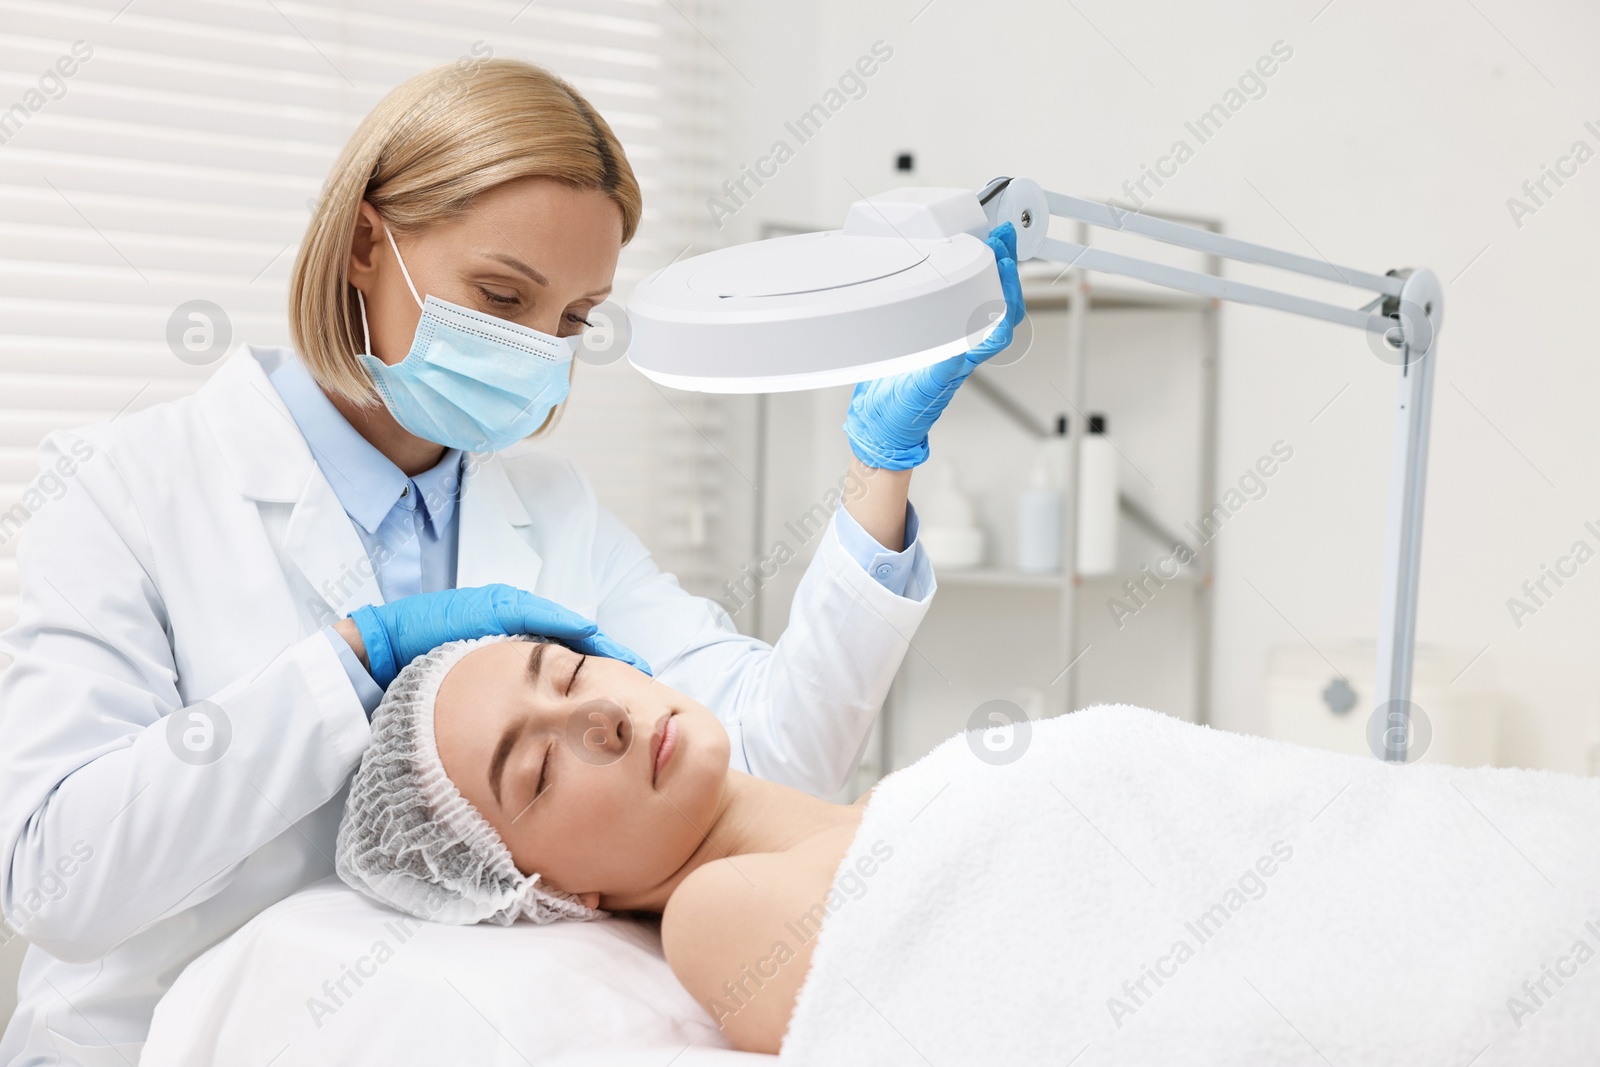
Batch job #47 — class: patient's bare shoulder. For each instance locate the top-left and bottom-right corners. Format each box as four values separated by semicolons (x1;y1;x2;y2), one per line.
661;829;855;1054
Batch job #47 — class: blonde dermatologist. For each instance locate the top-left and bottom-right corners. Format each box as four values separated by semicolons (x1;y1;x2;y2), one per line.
0;59;1021;1065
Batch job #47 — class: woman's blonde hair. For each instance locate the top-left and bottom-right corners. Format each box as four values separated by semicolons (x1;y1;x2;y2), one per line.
289;56;642;433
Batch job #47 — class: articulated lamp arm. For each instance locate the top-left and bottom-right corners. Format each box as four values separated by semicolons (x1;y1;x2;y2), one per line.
978;178;1442;761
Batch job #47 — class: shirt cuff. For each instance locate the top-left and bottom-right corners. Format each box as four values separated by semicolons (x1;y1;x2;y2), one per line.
832;501;922;598
322;624;384;720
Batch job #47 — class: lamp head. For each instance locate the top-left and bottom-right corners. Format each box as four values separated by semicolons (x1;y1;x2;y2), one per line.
626;185;1039;394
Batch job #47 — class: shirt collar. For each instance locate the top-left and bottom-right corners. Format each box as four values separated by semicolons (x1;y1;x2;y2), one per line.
409;445;463;532
266;355;461;535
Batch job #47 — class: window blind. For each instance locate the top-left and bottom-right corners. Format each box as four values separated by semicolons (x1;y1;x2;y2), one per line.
0;0;737;634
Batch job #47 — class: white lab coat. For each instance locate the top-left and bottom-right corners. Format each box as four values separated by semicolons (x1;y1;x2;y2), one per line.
0;344;934;1066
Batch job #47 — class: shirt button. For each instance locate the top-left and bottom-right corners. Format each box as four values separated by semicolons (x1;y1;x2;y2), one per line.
875;564;892;577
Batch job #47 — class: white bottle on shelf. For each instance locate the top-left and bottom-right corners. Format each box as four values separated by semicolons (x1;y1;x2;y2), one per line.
1016;416;1067;573
1076;412;1118;575
917;461;985;570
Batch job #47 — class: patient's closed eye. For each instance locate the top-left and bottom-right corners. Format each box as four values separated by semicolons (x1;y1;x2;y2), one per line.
534;744;553;797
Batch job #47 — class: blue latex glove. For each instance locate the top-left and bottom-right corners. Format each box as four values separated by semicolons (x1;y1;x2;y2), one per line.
349;585;653;688
842;221;1026;470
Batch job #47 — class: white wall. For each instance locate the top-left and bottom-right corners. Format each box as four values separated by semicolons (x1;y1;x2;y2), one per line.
717;0;1600;772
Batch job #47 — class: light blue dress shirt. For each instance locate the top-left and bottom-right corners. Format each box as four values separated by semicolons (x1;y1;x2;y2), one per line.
832;496;921;597
267;355;923;717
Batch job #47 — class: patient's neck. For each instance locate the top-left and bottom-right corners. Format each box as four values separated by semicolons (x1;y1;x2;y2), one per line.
600;770;849;914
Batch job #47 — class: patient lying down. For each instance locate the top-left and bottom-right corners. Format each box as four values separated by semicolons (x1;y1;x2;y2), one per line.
337;634;1600;1060
336;632;870;1054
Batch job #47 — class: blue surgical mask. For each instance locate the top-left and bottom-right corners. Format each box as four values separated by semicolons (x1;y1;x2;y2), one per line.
355;225;581;452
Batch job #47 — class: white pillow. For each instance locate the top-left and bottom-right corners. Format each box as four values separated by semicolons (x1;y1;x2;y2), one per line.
142;876;733;1066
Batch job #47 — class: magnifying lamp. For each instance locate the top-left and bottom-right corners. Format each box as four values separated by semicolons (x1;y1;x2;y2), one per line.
627;178;1443;760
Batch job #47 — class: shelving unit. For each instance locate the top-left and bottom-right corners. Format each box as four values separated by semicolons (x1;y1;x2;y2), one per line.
742;213;1223;789
870;211;1223;779
935;565;1207;592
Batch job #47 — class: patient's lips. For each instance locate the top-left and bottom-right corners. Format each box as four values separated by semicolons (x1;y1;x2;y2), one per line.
652;711;679;785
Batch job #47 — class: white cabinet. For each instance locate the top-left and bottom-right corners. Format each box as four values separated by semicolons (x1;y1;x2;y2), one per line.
1266;641;1498;767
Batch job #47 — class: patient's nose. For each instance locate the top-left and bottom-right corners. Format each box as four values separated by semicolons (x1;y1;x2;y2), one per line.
566;698;631;766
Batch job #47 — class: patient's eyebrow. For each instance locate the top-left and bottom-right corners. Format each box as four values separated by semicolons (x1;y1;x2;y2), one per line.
525;640;550;685
488;643;551;807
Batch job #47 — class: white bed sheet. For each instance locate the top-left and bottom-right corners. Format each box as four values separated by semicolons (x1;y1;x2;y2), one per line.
141;875;772;1066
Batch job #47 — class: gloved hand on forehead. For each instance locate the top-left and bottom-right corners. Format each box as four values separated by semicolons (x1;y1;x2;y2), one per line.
842;221;1026;470
349;584;652;689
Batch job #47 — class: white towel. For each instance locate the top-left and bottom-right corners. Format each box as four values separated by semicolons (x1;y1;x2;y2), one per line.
779;705;1600;1066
